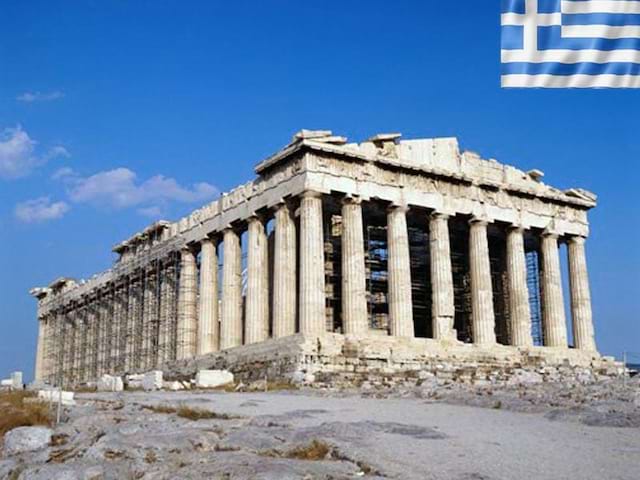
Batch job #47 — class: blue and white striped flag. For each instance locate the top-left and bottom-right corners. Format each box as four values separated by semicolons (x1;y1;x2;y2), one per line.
501;0;640;88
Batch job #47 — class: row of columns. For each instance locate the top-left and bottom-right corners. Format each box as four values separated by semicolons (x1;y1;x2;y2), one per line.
36;190;597;383
175;191;596;355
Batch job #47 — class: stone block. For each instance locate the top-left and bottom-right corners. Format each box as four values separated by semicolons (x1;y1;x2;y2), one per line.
163;381;184;391
195;369;234;388
3;426;52;456
126;374;144;389
143;371;163;391
37;389;75;405
10;372;23;390
97;374;123;392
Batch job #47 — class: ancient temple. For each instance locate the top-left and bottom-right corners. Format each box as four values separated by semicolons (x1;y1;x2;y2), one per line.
31;130;609;387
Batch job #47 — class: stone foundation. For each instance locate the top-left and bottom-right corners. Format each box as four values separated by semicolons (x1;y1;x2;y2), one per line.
164;333;623;387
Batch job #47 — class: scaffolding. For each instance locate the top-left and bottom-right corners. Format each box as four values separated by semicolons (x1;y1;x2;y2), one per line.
450;220;473;343
324;213;343;332
488;229;510;345
365;225;389;331
526;249;544;346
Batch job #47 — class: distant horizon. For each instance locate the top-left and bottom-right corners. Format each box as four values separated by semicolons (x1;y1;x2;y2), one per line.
1;1;638;381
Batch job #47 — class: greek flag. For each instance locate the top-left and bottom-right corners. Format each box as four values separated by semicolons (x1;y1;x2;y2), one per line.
501;0;640;88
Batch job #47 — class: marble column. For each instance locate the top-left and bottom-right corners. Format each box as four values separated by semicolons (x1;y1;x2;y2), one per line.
430;212;455;340
567;236;596;351
506;227;533;346
177;247;198;360
273;202;297;338
387;205;414;337
220;228;243;349
469;218;496;345
245;216;269;344
198;238;219;355
541;233;568;347
34;318;45;381
299;191;326;335
341;197;369;335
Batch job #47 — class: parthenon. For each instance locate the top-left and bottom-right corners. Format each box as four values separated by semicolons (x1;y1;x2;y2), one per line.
31;129;605;387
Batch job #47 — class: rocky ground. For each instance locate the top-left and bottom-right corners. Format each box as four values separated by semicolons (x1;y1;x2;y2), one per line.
1;376;639;480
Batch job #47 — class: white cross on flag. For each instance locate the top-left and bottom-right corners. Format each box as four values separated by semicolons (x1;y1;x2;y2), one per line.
501;0;640;88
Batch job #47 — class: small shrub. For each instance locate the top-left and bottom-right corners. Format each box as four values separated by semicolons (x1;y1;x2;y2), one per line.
286;440;331;460
144;450;158;464
261;439;332;461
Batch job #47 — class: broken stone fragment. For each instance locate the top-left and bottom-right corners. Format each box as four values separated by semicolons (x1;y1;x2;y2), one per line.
293;129;332;140
195;369;234;388
97;374;123;392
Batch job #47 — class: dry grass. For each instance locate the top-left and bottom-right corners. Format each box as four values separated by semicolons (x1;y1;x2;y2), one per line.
261;439;332;461
140;403;238;420
73;385;97;393
141;404;178;414
176;405;237;420
265;381;299;392
0;391;52;443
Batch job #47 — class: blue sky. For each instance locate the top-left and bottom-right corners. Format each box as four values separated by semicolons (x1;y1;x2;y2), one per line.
1;1;638;380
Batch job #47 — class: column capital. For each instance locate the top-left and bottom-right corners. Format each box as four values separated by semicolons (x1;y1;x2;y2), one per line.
387;203;409;214
469;214;491;226
430;210;451;221
507;223;526;233
567;235;587;245
222;224;242;235
341;194;362;205
301;190;323;200
274;198;292;209
200;236;215;247
247;212;267;224
541;230;559;239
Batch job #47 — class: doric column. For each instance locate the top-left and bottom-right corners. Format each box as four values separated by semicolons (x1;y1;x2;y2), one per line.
506;226;533;346
124;278;137;372
341;196;368;335
568;236;596;351
176;247;198;359
387;205;414;337
430;212;455;340
469;217;496;345
541;232;568;347
198;238;219;355
220;228;243;349
42;317;51;381
245;215;269;344
299;191;326;335
34;317;46;381
273;202;297;338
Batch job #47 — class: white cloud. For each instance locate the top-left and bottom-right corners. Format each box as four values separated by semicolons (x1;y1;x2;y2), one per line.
51;166;75;180
61;167;218;215
137;206;163;217
0;126;68;179
17;91;65;103
15;197;70;223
